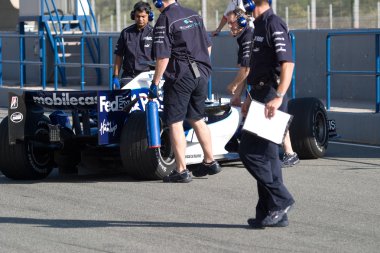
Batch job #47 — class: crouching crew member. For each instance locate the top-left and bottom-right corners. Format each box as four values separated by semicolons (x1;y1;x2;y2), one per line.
239;0;295;228
113;1;154;89
225;9;253;106
150;0;221;183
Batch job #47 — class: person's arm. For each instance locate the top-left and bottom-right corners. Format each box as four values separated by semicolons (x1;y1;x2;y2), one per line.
113;55;123;77
212;16;227;36
227;66;250;94
265;61;294;118
152;57;169;85
277;61;294;97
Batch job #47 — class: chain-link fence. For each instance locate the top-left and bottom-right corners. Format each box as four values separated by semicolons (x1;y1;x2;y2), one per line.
95;0;380;32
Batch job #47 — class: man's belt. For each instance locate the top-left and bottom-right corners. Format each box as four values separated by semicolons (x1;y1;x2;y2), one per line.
250;76;279;90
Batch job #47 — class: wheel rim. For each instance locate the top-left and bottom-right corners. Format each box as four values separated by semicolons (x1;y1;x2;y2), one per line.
159;126;175;166
28;127;52;170
314;111;328;147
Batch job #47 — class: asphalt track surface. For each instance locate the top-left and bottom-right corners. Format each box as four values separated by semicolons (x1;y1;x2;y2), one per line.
1;110;380;252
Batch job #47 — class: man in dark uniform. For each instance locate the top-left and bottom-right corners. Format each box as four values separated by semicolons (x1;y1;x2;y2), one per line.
225;9;253;106
149;0;221;183
113;1;154;89
239;0;295;228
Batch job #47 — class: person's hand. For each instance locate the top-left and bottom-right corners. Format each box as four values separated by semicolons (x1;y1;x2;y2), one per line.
148;82;158;99
112;76;120;90
265;97;283;119
211;29;221;36
241;97;251;117
227;82;237;95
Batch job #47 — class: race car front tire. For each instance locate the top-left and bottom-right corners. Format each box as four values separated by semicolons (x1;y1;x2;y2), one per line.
288;97;329;159
120;111;175;180
0;115;55;180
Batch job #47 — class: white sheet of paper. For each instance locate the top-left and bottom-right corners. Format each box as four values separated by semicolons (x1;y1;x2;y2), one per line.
242;100;293;144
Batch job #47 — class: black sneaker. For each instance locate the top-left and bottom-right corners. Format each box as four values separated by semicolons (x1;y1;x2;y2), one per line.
282;152;300;167
163;169;192;183
261;204;294;226
191;161;222;177
248;214;289;229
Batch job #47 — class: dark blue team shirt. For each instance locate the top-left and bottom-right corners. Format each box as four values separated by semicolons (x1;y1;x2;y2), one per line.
236;26;254;67
247;8;293;84
114;24;153;77
153;2;212;81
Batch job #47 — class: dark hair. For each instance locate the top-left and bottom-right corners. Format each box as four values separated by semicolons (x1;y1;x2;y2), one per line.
131;1;153;21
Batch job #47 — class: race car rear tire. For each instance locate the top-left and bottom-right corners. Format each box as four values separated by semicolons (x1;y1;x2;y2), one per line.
120;111;175;180
0;115;55;180
288;97;329;159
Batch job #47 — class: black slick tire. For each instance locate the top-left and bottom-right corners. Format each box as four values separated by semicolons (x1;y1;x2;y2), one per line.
288;97;329;159
0;115;55;180
120;111;175;180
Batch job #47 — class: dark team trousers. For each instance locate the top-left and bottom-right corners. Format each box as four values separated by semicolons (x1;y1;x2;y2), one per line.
239;133;294;216
239;84;294;217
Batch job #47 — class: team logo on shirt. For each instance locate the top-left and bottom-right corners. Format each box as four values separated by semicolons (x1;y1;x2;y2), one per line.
254;36;264;42
179;19;202;30
183;19;193;24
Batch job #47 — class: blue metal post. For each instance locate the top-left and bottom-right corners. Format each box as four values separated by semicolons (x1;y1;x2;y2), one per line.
326;35;331;110
80;37;85;91
291;33;296;99
39;21;46;89
376;34;380;113
19;22;26;86
42;36;46;89
0;37;2;86
19;36;25;88
109;36;113;90
54;37;58;90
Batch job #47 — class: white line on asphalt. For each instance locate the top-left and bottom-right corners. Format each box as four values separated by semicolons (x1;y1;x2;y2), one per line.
330;141;380;149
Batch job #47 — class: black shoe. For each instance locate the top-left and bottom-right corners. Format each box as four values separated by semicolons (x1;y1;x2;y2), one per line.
191;161;222;177
282;152;300;167
266;214;289;227
163;169;192;183
247;218;265;229
261;204;294;226
248;214;289;229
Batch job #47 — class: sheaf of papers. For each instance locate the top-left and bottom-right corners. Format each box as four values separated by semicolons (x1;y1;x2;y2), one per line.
242;100;293;144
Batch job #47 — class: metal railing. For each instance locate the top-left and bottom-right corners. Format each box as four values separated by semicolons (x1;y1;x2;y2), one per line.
210;32;297;99
0;33;46;88
53;34;113;91
326;30;380;113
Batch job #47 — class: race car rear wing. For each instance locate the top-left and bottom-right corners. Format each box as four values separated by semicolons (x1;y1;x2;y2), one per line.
7;90;138;145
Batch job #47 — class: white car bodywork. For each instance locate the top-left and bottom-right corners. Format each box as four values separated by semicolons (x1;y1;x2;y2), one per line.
121;71;241;164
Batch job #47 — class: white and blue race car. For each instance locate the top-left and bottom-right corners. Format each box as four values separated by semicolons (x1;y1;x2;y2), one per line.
0;71;335;180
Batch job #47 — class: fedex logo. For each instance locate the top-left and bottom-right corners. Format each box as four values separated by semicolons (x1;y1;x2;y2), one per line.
99;95;128;112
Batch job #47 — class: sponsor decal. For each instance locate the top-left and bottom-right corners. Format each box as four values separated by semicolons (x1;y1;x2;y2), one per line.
185;154;202;159
32;93;97;106
143;36;152;41
328;120;336;131
10;112;23;123
99;95;129;112
99;119;118;136
254;36;264;42
10;96;18;109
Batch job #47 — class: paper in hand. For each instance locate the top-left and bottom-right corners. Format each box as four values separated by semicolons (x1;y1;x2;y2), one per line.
242;99;293;144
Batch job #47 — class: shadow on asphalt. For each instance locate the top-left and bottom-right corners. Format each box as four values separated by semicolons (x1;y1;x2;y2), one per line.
0;216;249;229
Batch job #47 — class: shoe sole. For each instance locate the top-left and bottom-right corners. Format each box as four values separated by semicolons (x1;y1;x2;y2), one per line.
163;178;192;183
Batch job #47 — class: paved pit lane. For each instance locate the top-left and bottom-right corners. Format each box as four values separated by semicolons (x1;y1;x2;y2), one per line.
0;141;379;252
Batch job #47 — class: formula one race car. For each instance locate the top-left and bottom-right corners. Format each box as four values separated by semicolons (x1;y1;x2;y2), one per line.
0;71;336;180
